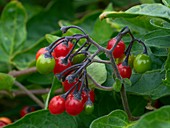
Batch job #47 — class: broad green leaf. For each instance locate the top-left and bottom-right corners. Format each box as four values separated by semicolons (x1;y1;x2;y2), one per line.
5;110;78;128
0;73;15;90
0;1;27;57
150;18;170;29
75;111;97;128
27;72;54;85
90;110;134;128
25;0;74;49
23;3;43;20
128;95;146;116
45;34;60;44
140;0;155;3
87;57;107;88
144;29;170;40
91;18;113;44
100;4;170;21
150;47;168;56
95;90;122;116
162;0;170;8
126;70;163;99
132;106;170;128
126;69;170;99
107;15;156;35
162;49;170;85
13;30;61;70
145;35;170;48
144;29;170;48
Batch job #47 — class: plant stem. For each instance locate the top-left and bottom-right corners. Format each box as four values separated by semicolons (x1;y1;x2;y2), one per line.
8;67;37;77
0;88;63;97
120;84;134;120
14;81;45;108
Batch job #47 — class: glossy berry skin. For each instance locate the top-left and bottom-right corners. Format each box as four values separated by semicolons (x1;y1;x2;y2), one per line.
62;78;80;92
0;117;12;125
48;95;65;114
53;41;73;58
53;56;72;74
107;38;125;58
36;54;55;74
0;121;7;127
65;96;84;116
20;106;35;117
133;54;151;73
81;90;95;104
36;47;47;60
117;63;132;79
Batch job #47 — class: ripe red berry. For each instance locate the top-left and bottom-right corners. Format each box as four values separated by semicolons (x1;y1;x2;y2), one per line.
0;121;7;127
117;63;132;79
81;90;95;104
65;96;84;116
53;41;73;58
53;56;72;74
62;78;81;92
20;106;35;117
48;95;65;114
107;38;125;58
36;47;47;60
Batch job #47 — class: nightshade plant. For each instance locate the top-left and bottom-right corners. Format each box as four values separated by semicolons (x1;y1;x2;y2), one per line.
35;25;151;120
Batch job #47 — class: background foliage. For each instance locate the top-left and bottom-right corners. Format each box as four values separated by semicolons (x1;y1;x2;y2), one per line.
0;0;170;128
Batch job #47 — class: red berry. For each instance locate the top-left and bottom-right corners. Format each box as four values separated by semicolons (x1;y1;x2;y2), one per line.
107;38;125;58
0;121;7;127
36;47;47;60
62;78;81;92
53;41;73;58
48;95;65;114
65;96;84;116
117;63;132;79
81;90;95;104
20;106;35;117
53;56;72;74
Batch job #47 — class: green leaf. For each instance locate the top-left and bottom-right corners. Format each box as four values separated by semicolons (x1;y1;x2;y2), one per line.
0;73;15;90
87;57;107;88
150;18;170;29
127;68;170;99
100;4;170;21
0;1;27;57
132;106;170;128
90;110;134;128
25;0;74;49
163;49;170;85
126;70;164;99
27;72;54;85
145;35;170;48
45;34;60;44
91;18;113;44
162;0;170;8
5;110;78;128
113;78;122;92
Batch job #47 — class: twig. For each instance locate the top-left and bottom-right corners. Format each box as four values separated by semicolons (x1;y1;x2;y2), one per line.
8;67;37;77
0;88;63;97
87;73;113;91
14;81;44;108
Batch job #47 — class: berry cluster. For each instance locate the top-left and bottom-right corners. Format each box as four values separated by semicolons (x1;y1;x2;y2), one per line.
35;25;151;116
